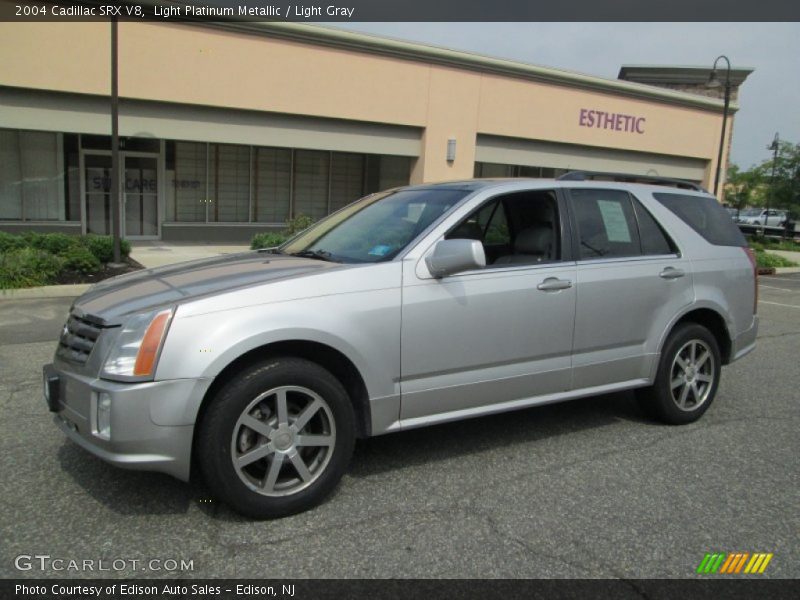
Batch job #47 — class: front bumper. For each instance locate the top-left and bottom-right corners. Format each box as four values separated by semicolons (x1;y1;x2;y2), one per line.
44;363;212;481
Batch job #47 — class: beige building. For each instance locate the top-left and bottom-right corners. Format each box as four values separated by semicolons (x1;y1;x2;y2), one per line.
0;21;752;241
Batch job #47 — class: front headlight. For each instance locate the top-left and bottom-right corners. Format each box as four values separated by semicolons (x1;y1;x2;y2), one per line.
101;308;174;381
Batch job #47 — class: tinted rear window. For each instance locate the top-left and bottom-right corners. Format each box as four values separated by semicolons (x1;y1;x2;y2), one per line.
653;193;746;247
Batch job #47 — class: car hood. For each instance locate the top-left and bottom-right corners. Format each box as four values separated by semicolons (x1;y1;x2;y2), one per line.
72;251;346;324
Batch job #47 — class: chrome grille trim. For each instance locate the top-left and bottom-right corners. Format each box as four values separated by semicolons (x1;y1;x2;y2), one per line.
57;313;103;364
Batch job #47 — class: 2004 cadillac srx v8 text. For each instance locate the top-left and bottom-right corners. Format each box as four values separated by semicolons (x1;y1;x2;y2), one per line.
44;176;758;518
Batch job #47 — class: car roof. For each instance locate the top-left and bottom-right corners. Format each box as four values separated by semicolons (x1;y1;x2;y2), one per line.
397;178;714;198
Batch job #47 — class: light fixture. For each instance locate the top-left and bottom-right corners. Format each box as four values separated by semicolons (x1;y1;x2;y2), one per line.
446;138;456;162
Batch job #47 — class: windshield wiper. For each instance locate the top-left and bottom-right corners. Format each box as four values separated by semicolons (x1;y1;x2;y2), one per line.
290;249;339;262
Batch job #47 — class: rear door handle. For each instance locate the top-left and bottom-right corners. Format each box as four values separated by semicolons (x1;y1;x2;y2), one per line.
537;277;573;291
659;267;685;280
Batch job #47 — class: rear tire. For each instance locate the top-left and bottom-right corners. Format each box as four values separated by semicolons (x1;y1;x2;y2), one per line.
637;323;721;425
197;357;355;518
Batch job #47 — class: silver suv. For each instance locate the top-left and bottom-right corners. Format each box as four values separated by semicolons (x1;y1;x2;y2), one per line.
44;177;758;518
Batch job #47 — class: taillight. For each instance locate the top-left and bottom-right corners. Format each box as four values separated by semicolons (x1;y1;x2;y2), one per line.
744;247;758;314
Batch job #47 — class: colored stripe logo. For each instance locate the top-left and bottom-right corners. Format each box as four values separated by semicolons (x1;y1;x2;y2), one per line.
696;552;773;574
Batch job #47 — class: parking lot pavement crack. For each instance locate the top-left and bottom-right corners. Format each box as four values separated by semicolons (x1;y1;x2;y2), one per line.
478;508;621;578
4;385;49;414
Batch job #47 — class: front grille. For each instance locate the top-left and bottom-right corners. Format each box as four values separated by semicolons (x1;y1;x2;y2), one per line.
57;313;103;364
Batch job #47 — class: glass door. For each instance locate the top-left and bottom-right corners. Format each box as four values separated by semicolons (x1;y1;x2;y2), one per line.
123;155;159;237
84;153;113;235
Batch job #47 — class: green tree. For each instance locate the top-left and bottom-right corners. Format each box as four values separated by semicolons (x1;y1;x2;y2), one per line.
764;141;800;218
724;163;763;211
726;140;800;219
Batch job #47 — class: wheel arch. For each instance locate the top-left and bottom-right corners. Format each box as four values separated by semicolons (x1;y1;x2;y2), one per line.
663;306;733;365
192;340;372;474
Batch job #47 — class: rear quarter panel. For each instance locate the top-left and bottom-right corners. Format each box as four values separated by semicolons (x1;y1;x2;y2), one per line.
637;189;755;357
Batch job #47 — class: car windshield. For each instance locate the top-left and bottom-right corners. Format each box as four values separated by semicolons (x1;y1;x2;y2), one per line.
279;188;470;263
740;209;762;216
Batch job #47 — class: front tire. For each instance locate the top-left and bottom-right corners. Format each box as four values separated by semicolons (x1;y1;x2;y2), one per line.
197;357;355;518
637;323;721;425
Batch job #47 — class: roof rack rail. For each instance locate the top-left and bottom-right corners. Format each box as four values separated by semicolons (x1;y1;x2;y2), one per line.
556;170;707;192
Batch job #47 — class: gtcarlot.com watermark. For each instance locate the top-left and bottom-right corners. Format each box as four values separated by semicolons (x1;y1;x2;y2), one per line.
14;554;194;573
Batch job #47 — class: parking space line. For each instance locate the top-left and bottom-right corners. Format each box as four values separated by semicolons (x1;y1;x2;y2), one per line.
759;300;800;309
760;285;795;292
760;276;800;282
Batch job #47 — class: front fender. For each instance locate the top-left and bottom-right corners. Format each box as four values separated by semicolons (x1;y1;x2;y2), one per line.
156;290;401;404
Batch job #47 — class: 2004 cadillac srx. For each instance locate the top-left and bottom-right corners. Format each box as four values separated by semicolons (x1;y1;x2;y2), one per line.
44;176;758;518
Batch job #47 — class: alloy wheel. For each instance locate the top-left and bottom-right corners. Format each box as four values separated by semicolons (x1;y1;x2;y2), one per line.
669;339;716;411
230;385;336;496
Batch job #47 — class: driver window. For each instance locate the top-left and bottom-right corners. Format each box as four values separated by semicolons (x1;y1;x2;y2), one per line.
446;190;560;266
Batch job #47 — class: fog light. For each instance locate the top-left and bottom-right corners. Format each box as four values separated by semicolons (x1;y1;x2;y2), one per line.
96;393;111;440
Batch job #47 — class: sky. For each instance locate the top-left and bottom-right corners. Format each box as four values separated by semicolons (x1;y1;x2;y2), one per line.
322;22;800;170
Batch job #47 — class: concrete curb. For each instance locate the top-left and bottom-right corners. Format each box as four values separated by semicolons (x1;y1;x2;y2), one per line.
774;267;800;275
1;284;91;300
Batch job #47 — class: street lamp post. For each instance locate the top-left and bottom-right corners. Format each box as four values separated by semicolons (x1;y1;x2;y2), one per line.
706;55;732;198
110;16;121;264
767;132;780;229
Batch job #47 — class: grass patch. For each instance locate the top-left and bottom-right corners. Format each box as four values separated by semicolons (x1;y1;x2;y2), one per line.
754;249;798;269
0;233;133;290
748;236;800;253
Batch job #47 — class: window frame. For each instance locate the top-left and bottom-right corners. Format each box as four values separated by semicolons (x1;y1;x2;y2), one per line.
442;187;575;272
566;187;681;263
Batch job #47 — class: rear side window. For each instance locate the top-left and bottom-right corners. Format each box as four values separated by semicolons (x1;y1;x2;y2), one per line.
631;197;677;255
653;193;746;247
570;189;641;259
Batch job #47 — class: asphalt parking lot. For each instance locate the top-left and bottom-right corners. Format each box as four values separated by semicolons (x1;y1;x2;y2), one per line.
1;275;798;579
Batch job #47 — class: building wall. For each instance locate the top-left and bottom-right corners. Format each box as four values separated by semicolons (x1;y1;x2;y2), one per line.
0;22;735;241
0;21;729;186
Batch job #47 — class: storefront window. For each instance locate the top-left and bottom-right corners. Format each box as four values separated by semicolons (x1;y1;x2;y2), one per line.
330;152;365;213
293;149;330;221
166;141;207;222
164;139;411;225
0;129;67;221
209;143;250;222
474;162;562;179
253;147;291;223
377;155;412;190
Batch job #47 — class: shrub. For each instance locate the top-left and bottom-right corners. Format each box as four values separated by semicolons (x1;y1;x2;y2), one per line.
80;235;131;263
0;248;64;289
251;232;288;250
754;249;798;269
0;232;25;253
34;233;79;255
250;214;315;249
285;213;314;235
61;245;102;274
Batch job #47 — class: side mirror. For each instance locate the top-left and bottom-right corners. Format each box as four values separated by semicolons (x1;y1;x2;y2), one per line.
425;239;486;278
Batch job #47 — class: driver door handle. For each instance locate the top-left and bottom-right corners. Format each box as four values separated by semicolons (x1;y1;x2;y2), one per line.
659;267;685;280
537;277;573;291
